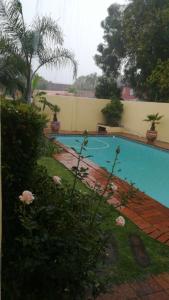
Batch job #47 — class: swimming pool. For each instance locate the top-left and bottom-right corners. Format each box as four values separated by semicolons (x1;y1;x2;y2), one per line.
55;135;169;208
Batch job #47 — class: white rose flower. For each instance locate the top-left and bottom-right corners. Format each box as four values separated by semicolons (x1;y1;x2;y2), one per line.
19;191;34;205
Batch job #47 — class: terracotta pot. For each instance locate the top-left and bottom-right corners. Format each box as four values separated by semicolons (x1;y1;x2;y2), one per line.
146;130;157;143
51;121;60;133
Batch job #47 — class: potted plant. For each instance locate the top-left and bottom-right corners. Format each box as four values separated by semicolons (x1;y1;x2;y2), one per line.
39;97;60;133
49;103;60;132
144;113;163;142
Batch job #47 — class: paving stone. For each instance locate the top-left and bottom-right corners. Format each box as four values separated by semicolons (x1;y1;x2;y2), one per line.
149;230;163;239
130;277;163;297
140;291;169;300
153;274;169;289
157;233;169;243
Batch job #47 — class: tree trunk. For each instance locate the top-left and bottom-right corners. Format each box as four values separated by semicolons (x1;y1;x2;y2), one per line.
26;65;32;103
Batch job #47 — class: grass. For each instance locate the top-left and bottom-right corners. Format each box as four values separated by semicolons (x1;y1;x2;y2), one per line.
38;155;169;285
38;156;89;192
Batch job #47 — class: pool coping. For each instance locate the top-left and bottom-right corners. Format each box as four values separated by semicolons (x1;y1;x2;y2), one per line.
45;128;169;152
51;134;169;247
49;132;169;153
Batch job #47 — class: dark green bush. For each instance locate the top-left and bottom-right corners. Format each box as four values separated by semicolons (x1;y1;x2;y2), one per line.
1;100;47;191
1;100;47;268
101;99;123;126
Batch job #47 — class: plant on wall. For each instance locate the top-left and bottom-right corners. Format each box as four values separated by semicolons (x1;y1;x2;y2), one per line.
101;99;123;126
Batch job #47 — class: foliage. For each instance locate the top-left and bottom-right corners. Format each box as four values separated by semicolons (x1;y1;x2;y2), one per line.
73;73;98;91
67;86;77;94
38;157;89;193
95;4;124;79
39;97;60;121
95;0;169;102
144;113;163;131
101;99;123;126
1;99;47;257
32;74;42;93
0;0;77;102
0;41;27;98
38;136;61;157
2;129;122;299
147;60;169;102
95;75;121;99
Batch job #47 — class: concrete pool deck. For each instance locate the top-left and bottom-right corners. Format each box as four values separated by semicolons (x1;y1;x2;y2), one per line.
52;132;169;247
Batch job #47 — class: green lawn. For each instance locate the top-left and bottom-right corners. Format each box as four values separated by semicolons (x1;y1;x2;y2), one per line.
38;156;169;284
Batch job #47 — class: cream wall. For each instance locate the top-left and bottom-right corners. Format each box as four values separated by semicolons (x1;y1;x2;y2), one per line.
44;95;169;143
121;101;169;143
45;95;107;131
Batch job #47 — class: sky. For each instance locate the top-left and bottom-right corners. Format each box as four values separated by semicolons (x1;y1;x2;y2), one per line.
21;0;128;84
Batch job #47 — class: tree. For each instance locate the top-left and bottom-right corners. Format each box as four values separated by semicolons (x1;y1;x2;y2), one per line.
95;76;121;99
95;4;125;79
95;0;169;102
73;73;98;91
147;60;169;101
0;0;77;102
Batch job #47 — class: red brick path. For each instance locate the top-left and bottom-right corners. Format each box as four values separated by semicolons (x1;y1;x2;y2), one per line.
96;273;169;300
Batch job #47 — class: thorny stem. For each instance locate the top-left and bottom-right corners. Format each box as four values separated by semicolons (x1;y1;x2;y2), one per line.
101;149;119;197
89;147;120;229
70;135;87;204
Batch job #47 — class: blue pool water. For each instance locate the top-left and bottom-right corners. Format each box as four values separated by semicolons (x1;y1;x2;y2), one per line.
55;135;169;208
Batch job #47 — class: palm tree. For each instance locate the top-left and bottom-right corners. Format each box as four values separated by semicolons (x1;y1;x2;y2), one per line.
0;0;77;102
144;113;163;131
0;37;27;98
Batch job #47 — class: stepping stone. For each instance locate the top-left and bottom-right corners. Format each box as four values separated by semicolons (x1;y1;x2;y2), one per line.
103;234;118;265
129;234;150;267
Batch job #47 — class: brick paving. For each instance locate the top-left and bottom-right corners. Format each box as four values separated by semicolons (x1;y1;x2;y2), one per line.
96;273;169;300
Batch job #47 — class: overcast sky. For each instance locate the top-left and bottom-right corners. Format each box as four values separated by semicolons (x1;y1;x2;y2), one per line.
21;0;128;84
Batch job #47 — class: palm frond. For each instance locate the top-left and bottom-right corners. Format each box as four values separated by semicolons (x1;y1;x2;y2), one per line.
0;0;25;43
0;34;21;56
34;47;77;79
32;74;42;91
33;16;63;47
144;113;163;122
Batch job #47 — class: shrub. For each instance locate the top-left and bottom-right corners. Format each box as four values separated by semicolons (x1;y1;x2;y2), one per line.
101;99;123;126
1;100;47;266
2;164;112;300
1;100;47;190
